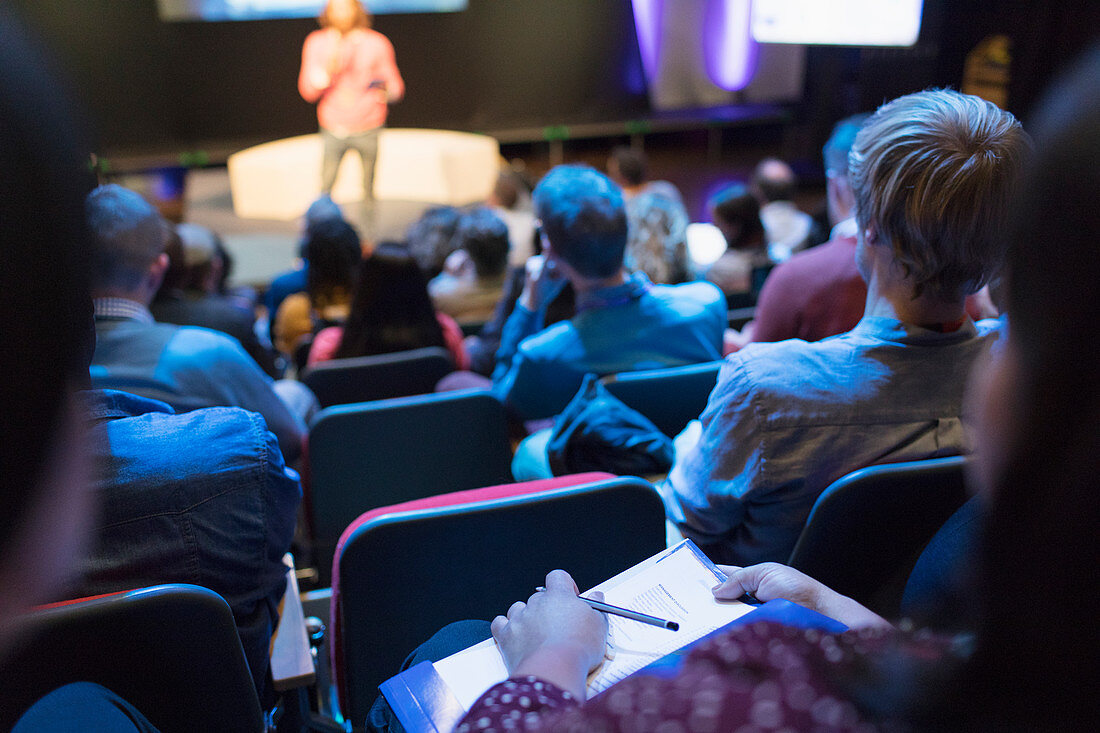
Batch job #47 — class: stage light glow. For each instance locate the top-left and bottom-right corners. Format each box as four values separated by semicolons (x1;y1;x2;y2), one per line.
702;0;759;91
630;0;665;85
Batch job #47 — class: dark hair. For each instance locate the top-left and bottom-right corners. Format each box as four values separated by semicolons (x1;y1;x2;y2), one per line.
751;158;797;202
305;218;361;309
406;205;462;278
335;245;445;359
609;146;647;187
823;114;870;176
0;7;96;555
452;208;510;278
533;165;627;279
839;54;1100;730
709;183;765;251
957;47;1100;728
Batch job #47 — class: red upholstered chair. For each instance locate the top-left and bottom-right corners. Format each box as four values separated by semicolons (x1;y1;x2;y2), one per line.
329;473;668;725
0;584;264;733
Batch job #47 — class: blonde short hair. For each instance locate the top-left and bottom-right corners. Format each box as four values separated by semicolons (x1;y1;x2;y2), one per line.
849;89;1030;300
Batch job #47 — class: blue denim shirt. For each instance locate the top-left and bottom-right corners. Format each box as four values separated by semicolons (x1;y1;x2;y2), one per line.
74;389;302;701
492;273;727;420
666;316;1003;566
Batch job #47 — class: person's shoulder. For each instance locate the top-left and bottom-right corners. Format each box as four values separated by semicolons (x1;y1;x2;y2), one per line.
169;325;258;370
653;279;725;308
516;319;579;363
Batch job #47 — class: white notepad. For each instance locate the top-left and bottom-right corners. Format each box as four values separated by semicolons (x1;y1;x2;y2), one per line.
433;539;755;710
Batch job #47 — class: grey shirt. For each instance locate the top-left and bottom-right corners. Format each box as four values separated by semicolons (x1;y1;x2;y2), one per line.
666;315;1002;565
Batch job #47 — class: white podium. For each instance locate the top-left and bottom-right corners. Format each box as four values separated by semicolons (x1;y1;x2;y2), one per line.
227;129;501;221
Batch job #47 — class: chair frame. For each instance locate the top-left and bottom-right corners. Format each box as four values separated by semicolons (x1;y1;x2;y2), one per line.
787;455;970;617
300;346;454;409
0;584;264;733
331;475;667;724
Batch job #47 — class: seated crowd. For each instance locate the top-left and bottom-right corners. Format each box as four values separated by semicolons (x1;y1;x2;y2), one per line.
1;7;1096;730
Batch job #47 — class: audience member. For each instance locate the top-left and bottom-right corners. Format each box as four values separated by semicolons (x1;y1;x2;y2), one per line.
308;245;468;368
749;115;871;343
623;182;692;285
606;145;649;199
487;168;538;268
703;182;772;306
491;164;726;422
272;216;361;358
751;157;813;261
666;89;1028;565
429;207;511;323
151;222;279;377
264;194;345;338
450;54;1098;732
406;204;462;279
0;11;298;725
87;184;314;463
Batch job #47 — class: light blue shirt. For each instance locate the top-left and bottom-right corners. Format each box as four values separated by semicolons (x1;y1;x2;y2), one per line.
667;315;1003;565
492;273;727;420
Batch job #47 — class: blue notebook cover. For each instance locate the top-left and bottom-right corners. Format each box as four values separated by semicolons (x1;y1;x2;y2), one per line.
379;599;847;733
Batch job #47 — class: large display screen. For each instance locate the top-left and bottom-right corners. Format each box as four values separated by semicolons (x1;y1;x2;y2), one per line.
751;0;923;47
157;0;467;22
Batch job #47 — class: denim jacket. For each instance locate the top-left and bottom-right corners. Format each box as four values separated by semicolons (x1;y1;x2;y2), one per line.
73;390;302;701
667;316;1003;566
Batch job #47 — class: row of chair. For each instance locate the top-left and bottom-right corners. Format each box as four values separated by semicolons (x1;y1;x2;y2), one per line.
2;458;971;731
302;360;724;585
296;309;752;410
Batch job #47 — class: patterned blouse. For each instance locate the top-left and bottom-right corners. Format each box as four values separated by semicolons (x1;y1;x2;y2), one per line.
456;621;955;732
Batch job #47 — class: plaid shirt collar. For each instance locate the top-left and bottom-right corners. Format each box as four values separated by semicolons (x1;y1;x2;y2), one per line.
93;297;155;325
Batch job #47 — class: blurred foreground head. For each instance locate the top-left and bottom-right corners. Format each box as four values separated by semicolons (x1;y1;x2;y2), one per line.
0;8;98;652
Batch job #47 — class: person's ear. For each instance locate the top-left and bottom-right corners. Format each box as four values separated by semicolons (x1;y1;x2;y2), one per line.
147;252;169;292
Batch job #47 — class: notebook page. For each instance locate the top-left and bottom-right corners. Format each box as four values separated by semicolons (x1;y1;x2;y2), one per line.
433;540;752;710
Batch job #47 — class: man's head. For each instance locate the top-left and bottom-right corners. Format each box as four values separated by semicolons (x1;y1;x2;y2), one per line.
751;158;797;203
533;165;628;280
159;222;224;294
87;184;168;302
849;89;1029;300
822;114;869;226
452;208;510;279
607;146;647;190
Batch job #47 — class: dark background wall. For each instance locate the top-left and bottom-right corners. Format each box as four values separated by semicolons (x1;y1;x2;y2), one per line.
11;0;1099;158
12;0;647;155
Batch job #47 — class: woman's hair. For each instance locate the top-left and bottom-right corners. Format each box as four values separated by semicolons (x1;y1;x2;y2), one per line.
319;0;371;30
625;184;692;284
305;218;361;310
406;205;462;279
708;183;765;251
955;47;1100;728
335;244;446;359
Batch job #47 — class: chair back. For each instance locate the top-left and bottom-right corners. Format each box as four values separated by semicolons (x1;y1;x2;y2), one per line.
300;346;454;408
331;475;666;724
787;455;969;617
0;584;264;733
306;389;513;585
601;361;722;437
